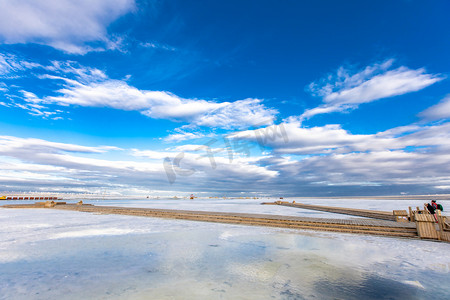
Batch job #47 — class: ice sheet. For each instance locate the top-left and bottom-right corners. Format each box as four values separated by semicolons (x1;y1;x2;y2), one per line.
1;199;450;299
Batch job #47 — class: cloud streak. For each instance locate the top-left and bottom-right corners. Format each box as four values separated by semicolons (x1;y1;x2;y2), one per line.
44;78;276;129
303;60;443;120
419;95;450;121
0;53;43;76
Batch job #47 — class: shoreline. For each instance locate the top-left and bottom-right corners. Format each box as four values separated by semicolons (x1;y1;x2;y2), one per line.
1;194;450;201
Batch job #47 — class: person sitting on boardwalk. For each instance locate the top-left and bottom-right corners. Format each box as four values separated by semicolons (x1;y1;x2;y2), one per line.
432;200;444;212
426;202;436;214
425;202;439;223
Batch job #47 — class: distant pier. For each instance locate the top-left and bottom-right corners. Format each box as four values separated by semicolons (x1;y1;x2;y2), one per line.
0;196;59;200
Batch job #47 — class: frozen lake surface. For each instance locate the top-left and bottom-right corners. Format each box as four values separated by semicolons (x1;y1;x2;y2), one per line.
1;198;449;299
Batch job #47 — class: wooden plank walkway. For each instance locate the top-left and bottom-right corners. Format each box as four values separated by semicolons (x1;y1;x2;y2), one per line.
263;201;397;221
2;203;418;239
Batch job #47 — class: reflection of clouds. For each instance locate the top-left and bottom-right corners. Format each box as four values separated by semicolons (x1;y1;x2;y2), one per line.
228;261;285;282
155;231;209;276
49;228;135;239
218;231;450;298
1;204;450;299
313;274;427;300
402;280;425;289
225;238;367;296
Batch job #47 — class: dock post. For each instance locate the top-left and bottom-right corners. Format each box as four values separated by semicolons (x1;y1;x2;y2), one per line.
436;215;450;242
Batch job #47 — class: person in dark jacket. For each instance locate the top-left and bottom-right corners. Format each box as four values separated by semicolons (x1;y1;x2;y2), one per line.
426;202;436;214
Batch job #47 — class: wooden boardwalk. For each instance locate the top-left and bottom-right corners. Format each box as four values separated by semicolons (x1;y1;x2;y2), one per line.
264;201;396;220
3;203;418;239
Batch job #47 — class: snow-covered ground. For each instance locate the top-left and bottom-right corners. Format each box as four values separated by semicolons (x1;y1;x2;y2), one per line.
1;198;449;299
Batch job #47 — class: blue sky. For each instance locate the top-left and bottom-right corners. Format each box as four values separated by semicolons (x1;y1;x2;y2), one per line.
1;0;450;196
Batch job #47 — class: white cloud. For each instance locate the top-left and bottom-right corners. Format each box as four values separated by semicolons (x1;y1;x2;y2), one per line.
1;54;277;129
303;60;444;120
2;130;450;195
230;120;450;157
134;147;278;182
0;0;135;54
8;91;62;118
322;67;440;105
44;61;107;83
19;74;277;130
0;135;278;193
435;185;450;190
278;149;450;189
140;41;177;51
15;103;57;118
0;54;107;85
193;98;277;129
0;136;165;190
0;135;118;154
249;139;450;196
232;120;450;193
43;78;223;117
0;53;42;76
419;95;450;121
0;54;20;75
164;126;450;193
231;122;394;154
164;132;208;143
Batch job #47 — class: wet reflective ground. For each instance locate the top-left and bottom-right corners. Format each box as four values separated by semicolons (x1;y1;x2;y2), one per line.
1;199;449;299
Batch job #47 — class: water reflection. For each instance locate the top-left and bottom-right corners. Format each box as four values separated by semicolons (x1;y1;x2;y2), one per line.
1;204;449;299
314;275;426;300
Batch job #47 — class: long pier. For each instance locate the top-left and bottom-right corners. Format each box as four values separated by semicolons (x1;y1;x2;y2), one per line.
3;203;419;239
263;201;396;221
